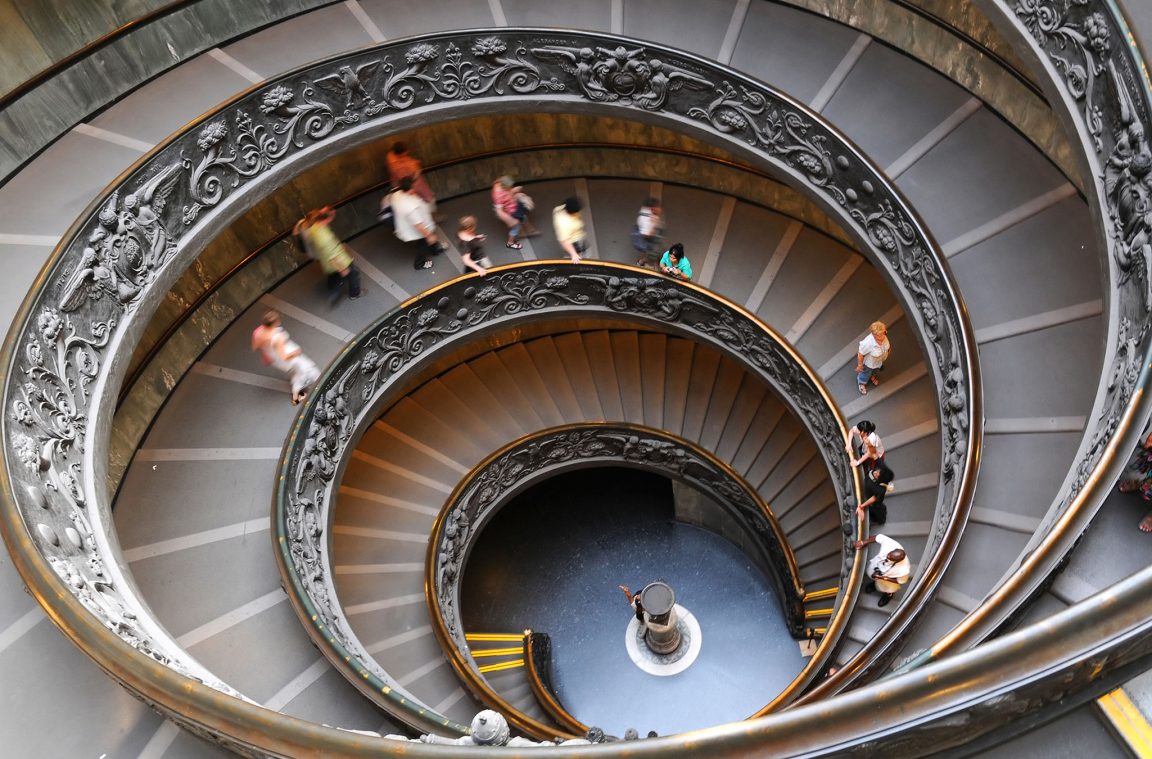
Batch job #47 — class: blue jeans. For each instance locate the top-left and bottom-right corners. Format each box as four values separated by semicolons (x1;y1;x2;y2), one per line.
509;200;527;238
857;364;882;386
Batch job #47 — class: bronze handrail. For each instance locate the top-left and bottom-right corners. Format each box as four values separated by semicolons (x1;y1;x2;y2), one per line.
2;28;979;751
0;0;199;107
887;0;1152;671
524;632;590;736
282;265;857;732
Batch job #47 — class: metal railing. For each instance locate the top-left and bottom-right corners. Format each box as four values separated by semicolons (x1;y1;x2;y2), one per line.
0;28;978;752
276;267;857;731
889;0;1152;672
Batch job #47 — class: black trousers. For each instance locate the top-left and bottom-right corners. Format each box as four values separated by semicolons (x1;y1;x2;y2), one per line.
413;238;438;269
327;265;362;300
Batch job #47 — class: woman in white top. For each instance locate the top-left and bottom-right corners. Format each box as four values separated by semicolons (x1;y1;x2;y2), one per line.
846;419;885;470
251;310;320;405
854;534;911;607
856;320;891;395
633;196;664;265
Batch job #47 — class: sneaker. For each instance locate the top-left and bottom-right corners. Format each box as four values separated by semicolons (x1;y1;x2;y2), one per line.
878;594;893;607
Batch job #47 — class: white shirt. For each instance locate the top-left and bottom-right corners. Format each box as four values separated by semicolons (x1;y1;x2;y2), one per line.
391;190;433;243
858;333;890;369
849;428;885;459
637;206;661;236
868;534;911;583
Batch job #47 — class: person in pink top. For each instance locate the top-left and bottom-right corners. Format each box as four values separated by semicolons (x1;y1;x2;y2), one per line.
491;175;535;249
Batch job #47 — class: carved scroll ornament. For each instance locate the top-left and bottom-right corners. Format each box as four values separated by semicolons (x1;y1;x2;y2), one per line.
2;28;977;745
276;264;853;725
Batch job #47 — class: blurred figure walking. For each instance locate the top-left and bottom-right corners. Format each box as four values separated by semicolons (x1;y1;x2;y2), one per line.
492;175;535;249
633;196;665;267
386;142;436;208
251;310;320;405
295;206;363;303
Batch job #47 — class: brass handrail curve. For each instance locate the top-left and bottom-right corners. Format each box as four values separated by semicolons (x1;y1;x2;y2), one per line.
2;28;976;751
887;0;1152;671
281;264;858;733
524;632;590;736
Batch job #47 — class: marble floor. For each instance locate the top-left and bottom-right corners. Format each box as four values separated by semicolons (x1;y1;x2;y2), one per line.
460;468;805;736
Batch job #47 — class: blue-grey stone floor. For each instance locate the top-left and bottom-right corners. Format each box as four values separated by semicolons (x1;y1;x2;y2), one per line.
461;468;805;736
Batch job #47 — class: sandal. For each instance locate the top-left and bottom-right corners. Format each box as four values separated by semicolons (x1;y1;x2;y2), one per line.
870;375;881;386
1140;513;1152;533
858;384;868;395
506;240;523;250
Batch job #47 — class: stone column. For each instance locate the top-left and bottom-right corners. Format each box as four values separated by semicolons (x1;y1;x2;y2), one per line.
640;582;681;654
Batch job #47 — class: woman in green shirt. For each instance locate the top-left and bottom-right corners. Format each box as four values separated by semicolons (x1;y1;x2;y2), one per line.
659;243;692;281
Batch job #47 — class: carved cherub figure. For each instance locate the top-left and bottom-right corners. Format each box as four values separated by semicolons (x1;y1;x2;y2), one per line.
634;58;713;110
532;45;610;100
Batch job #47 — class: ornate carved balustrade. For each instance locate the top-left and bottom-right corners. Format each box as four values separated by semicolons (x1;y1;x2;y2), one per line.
886;0;1152;670
276;265;854;732
0;28;979;753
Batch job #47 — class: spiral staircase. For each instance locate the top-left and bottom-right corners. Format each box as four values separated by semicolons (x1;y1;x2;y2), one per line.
2;1;1152;757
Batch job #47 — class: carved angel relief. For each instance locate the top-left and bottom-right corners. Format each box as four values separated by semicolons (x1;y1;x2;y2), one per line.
532;43;711;110
59;165;181;313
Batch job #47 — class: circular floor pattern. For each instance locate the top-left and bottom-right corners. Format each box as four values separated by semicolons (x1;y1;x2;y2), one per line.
624;604;703;676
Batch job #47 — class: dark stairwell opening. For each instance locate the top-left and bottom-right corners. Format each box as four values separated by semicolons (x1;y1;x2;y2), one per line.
460;467;806;735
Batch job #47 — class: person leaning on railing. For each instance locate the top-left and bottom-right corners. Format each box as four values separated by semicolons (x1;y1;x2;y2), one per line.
856;463;895;526
659;243;692;281
846;419;885;471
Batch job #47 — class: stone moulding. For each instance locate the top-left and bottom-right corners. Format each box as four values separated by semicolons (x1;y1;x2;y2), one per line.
1;28;979;751
277;264;855;732
888;0;1152;665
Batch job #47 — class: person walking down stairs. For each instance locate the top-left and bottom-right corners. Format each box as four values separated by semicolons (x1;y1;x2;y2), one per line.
553;196;587;263
856;321;891;395
390;177;447;270
294;206;363;302
251;310;320;406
